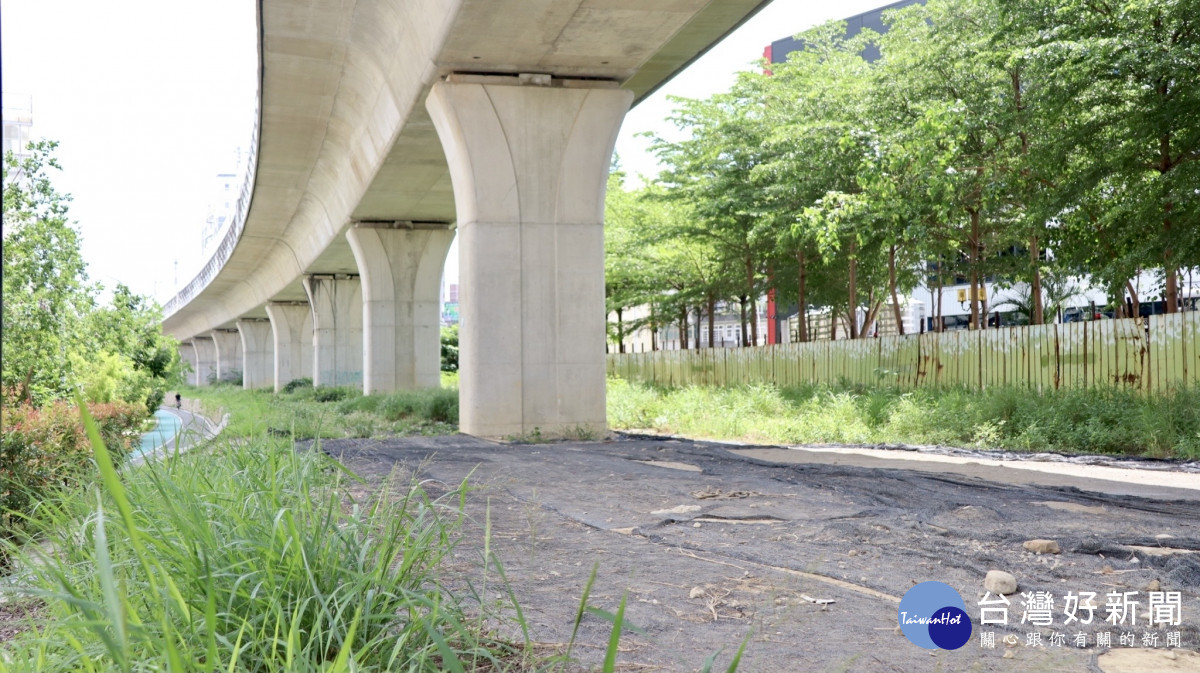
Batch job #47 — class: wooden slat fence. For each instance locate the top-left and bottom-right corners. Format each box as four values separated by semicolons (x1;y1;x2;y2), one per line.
606;313;1199;393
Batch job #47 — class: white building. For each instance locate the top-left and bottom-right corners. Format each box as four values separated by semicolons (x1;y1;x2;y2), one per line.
2;92;34;162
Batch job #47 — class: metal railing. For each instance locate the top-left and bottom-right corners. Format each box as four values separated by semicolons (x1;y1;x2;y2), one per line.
163;6;263;320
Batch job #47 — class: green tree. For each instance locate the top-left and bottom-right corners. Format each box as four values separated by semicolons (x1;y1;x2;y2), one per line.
757;22;899;339
1006;0;1200;312
3;141;181;411
650;79;777;346
2;141;96;403
86;284;183;410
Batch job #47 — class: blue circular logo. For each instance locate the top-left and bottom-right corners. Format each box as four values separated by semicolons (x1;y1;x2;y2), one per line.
898;581;972;650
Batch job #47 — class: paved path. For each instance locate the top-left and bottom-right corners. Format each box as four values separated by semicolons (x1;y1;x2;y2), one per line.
318;433;1200;672
131;403;225;465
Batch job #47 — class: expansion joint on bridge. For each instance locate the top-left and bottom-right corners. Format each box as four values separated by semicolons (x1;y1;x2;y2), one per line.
308;273;359;281
351;219;453;231
268;301;310;307
444;72;620;89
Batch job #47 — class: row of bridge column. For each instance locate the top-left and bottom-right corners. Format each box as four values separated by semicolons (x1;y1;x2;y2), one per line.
178;78;631;437
178;230;450;394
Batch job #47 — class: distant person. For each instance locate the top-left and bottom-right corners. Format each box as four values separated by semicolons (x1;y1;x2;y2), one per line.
175;393;182;409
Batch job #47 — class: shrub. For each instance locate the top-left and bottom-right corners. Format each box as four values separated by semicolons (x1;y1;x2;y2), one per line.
1;437;513;671
607;379;1200;459
0;394;143;561
281;377;313;394
441;325;459;372
313;386;357;403
426;388;459;424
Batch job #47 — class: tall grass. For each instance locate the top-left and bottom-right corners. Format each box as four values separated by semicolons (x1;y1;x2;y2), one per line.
608;378;1200;459
182;384;459;439
0;397;511;672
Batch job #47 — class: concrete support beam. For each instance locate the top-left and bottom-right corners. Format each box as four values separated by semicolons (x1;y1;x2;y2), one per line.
212;329;242;384
347;228;452;393
237;318;274;390
265;302;314;392
179;342;198;386
302;275;364;388
426;78;632;437
192;336;218;387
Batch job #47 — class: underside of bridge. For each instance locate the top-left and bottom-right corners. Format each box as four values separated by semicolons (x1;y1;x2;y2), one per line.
164;0;770;436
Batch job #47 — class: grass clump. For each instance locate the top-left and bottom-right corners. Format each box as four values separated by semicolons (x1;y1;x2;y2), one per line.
1;426;513;672
607;378;1200;460
182;383;459;439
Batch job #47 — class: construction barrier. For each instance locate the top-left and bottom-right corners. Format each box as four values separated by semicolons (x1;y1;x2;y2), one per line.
607;313;1200;393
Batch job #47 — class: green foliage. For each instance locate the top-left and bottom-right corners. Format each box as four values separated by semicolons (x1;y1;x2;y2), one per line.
611;0;1199;343
0;395;143;560
441;324;459;372
281;377;313;394
312;386;355;403
2;141;181;410
1;435;517;671
607;379;1200;460
2;141;95;403
185;384;458;439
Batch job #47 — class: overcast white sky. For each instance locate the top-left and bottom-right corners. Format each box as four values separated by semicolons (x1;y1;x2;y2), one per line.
2;0;883;305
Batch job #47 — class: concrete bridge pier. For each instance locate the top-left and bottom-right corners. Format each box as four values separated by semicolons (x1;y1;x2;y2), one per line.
426;77;632;437
212;329;242;384
179;342;198;386
347;227;453;394
236;318;274;390
192;336;218;387
302;275;364;388
265;301;314;392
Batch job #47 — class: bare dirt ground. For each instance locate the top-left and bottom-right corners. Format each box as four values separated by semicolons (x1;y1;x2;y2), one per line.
320;433;1200;673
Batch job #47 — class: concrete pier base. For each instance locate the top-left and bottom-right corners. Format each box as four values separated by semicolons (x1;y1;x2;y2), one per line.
237;318;274;390
192;336;218;387
265;302;314;392
212;329;242;384
179;342;199;386
347;227;453;394
303;275;364;387
427;77;631;437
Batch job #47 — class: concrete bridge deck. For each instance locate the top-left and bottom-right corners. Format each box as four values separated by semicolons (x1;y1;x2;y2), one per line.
166;0;770;436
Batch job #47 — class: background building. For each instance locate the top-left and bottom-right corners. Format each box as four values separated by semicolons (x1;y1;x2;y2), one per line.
2;92;34;163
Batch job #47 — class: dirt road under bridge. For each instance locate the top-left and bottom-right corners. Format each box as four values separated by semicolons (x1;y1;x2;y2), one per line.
319;434;1200;672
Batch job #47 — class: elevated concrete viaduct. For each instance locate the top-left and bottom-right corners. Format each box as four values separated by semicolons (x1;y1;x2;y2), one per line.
164;0;770;436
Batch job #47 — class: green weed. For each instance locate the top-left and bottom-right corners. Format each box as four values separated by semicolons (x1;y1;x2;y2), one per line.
0;396;510;672
608;378;1200;459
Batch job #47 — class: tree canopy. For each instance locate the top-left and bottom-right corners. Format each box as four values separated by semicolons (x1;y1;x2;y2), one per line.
3;140;183;411
606;0;1199;349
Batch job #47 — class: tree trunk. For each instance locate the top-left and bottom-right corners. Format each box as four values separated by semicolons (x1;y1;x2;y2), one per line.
749;296;759;347
679;306;689;350
616;307;625;353
650;307;658;352
745;256;758;347
864;299;883;338
830;310;838;341
1029;236;1044;325
1126;279;1141;319
847;239;859;339
935;257;944;332
707;294;716;348
1161;122;1177;313
969;210;981;330
738;296;748;347
796;250;809;342
888;244;904;335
